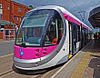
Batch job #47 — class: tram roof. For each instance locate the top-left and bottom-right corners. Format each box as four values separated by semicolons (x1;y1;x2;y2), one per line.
28;5;92;30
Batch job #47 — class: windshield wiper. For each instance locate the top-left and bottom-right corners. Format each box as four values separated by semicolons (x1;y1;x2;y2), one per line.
19;42;26;48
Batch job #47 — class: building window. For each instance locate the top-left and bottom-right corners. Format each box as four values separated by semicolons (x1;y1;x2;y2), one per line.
18;8;21;12
0;4;2;9
0;4;2;15
8;7;9;10
17;17;19;21
20;17;21;21
0;9;2;15
14;16;16;20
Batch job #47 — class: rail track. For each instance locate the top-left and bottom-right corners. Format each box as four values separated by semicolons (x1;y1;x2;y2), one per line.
0;54;62;78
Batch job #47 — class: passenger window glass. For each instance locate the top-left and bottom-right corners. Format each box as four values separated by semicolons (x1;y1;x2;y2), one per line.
77;25;80;41
44;11;64;46
16;29;23;44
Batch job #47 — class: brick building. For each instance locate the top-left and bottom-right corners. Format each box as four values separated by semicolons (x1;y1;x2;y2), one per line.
0;0;31;28
0;0;31;39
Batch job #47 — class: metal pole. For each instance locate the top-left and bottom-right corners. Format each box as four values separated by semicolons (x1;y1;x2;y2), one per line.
10;0;11;29
3;29;5;40
14;30;15;39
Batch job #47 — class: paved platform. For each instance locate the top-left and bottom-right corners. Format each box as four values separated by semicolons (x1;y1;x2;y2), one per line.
84;39;100;78
51;39;100;78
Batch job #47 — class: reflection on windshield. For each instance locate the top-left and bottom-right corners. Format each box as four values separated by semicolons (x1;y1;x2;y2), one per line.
16;10;51;46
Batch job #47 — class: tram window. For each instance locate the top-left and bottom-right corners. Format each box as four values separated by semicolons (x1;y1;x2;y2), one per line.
83;28;86;42
16;9;58;46
44;11;64;46
58;19;64;41
77;25;80;41
16;29;23;44
73;24;77;42
24;27;42;44
44;19;57;45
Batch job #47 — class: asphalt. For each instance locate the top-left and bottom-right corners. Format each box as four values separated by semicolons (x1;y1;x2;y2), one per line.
0;40;14;56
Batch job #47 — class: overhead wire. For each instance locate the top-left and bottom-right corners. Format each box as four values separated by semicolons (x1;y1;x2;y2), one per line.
71;0;86;22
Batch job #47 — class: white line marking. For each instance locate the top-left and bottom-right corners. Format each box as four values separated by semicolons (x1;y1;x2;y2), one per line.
0;53;13;58
51;51;81;78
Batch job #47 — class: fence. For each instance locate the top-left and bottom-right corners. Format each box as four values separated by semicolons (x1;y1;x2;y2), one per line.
0;29;15;40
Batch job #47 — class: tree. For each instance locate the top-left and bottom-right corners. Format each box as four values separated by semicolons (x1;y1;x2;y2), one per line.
29;5;34;9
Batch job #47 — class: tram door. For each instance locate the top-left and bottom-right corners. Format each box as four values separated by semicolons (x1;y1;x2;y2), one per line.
69;22;77;57
69;23;73;58
72;23;77;54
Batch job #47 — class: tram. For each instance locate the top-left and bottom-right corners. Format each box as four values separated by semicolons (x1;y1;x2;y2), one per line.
13;5;92;70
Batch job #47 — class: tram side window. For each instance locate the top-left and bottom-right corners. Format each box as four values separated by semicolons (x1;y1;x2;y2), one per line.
44;11;64;46
88;30;90;41
73;24;77;42
83;28;86;42
86;29;88;42
77;25;80;41
58;19;64;41
16;28;23;43
47;19;56;43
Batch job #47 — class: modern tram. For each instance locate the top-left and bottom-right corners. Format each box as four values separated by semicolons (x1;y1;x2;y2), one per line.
13;5;92;70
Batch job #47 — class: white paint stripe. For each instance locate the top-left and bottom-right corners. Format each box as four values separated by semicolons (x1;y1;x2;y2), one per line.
31;75;41;78
0;53;13;58
51;51;81;78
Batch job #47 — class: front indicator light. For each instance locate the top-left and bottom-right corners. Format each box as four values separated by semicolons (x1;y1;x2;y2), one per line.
36;49;40;52
35;54;40;56
44;48;48;51
43;52;47;54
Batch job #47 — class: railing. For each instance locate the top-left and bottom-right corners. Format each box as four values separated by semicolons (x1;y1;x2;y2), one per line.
0;29;15;40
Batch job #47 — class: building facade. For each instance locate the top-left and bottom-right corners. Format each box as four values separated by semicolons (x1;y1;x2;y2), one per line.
0;0;31;28
0;0;31;39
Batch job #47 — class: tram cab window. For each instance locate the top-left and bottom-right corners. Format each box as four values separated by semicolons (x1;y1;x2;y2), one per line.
16;9;51;46
44;11;64;46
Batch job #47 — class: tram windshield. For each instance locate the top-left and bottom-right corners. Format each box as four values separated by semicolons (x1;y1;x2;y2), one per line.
16;10;52;46
16;9;64;47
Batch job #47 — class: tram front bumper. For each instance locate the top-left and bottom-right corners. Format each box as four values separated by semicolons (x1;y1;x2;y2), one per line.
13;56;40;70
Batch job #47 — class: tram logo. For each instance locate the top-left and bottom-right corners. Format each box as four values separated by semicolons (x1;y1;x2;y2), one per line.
19;48;24;56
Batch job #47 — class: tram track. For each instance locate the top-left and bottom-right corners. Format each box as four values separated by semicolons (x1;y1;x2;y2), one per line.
0;67;61;78
0;54;63;78
0;70;13;77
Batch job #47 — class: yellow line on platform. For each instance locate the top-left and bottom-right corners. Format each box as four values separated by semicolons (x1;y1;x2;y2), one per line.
68;54;73;59
0;53;13;58
70;52;91;78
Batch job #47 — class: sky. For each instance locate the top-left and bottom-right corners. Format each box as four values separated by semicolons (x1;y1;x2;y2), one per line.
13;0;100;31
